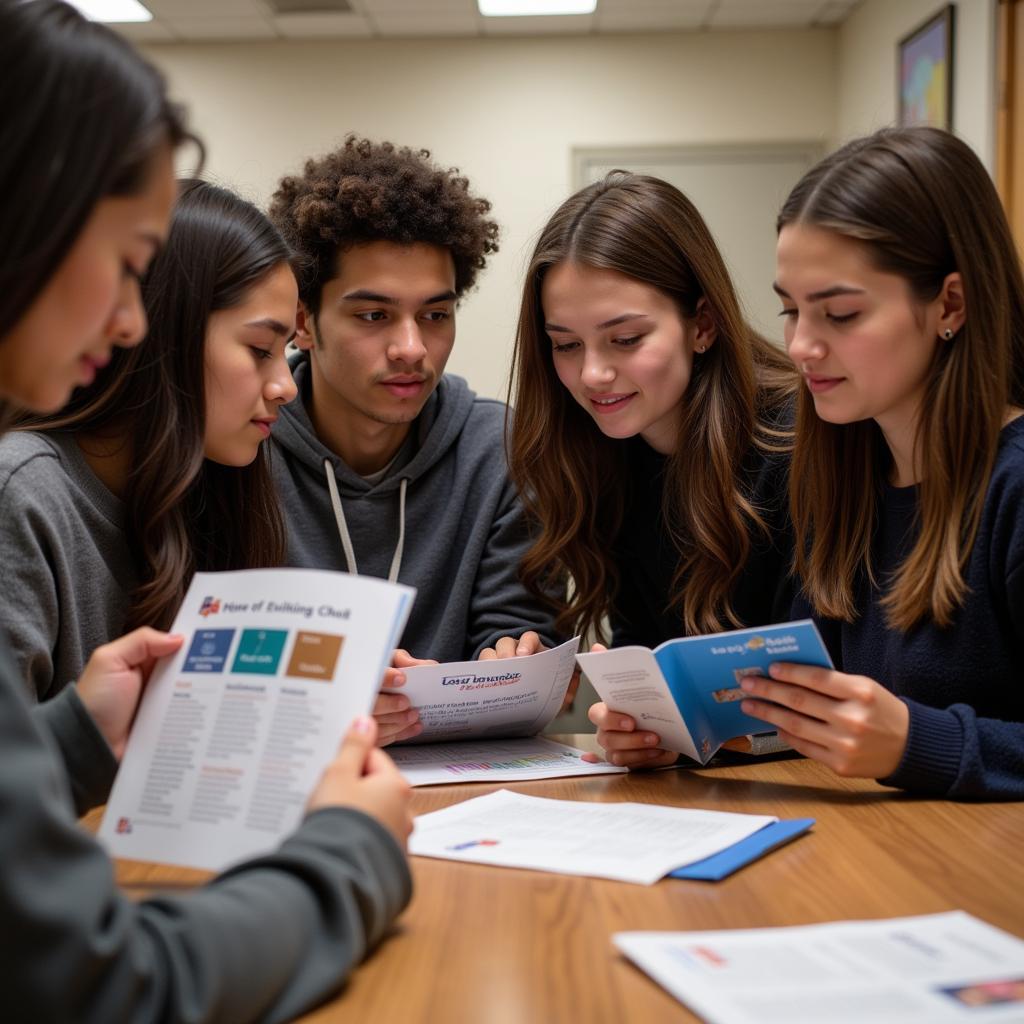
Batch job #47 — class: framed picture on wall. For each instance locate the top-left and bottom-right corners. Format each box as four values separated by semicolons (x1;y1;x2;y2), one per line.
898;5;955;129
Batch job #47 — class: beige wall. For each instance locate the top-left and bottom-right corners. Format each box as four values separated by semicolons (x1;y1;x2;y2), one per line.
836;0;997;166
144;31;837;400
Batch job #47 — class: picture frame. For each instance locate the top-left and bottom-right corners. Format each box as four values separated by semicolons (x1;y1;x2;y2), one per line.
898;5;955;129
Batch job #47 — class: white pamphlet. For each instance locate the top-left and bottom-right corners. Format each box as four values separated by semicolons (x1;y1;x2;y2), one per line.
100;568;414;871
390;636;581;743
615;912;1024;1023
409;789;776;884
389;736;626;786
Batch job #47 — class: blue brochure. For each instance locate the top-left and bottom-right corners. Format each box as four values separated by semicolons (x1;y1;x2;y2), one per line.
668;818;815;881
576;620;833;764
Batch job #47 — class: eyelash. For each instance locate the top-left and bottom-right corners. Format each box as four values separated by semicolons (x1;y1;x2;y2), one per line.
551;335;642;354
776;309;859;325
123;261;143;284
250;347;273;361
356;310;451;323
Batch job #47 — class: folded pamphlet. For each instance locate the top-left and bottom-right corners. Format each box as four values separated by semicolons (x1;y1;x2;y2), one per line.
576;621;832;764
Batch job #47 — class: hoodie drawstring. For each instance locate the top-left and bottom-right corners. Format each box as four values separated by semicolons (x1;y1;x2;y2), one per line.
324;459;407;584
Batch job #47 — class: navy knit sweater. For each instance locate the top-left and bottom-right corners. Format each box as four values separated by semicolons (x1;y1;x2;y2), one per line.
797;417;1024;800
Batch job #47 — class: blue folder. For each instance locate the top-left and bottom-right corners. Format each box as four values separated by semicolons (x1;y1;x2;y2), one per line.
668;818;815;881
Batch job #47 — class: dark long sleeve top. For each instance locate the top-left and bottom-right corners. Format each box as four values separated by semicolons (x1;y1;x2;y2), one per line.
796;417;1024;800
609;436;795;648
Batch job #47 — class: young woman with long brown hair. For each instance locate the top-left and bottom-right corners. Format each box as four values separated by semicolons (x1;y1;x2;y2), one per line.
0;2;411;1018
507;171;797;768
740;128;1024;799
1;179;299;699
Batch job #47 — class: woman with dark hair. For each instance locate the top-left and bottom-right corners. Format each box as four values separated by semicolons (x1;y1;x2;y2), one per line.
0;2;412;1020
507;172;797;768
740;127;1024;799
2;179;299;699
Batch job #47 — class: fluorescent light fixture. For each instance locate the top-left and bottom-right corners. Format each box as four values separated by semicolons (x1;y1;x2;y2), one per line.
64;0;153;22
478;0;596;16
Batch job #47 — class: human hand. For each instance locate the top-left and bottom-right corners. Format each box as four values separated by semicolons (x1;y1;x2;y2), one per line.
478;630;547;660
307;715;413;850
739;662;910;779
579;643;678;769
77;628;185;760
376;649;434;746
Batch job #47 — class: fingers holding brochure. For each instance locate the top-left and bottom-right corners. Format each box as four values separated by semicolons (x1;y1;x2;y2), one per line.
308;715;414;849
376;649;436;746
586;702;680;770
478;630;547;660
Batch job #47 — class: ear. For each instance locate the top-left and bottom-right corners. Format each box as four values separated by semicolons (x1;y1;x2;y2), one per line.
936;272;966;339
294;301;316;351
692;297;718;353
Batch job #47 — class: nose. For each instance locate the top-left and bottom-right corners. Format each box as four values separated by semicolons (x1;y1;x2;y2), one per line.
784;313;826;368
580;347;614;387
106;275;148;348
266;353;298;405
387;317;427;364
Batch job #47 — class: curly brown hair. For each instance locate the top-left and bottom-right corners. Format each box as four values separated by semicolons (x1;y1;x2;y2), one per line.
269;135;500;314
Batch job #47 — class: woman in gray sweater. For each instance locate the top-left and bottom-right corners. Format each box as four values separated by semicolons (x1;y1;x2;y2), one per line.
0;2;413;1021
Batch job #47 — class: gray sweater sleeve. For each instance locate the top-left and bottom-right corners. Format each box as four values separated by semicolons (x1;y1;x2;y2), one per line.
0;644;412;1024
466;475;562;657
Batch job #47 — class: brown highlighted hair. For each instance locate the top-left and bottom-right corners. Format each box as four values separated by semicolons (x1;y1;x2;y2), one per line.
508;172;795;641
778;127;1024;630
21;181;291;630
269;135;500;315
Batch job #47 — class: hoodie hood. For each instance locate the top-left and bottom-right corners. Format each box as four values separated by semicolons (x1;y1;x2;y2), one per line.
272;350;477;498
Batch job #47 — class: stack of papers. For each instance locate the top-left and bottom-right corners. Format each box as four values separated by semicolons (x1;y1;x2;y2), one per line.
410;790;805;885
389;737;626;786
615;912;1024;1023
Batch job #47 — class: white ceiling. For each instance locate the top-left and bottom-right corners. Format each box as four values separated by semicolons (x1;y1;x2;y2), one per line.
117;0;864;43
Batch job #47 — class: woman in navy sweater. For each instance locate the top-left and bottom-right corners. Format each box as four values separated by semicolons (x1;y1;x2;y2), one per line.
742;128;1024;799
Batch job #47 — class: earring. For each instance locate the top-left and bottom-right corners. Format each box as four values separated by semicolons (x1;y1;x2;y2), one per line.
696;345;706;354
942;328;954;340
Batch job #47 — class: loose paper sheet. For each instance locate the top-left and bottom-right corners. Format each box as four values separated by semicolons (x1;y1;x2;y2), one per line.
410;789;776;885
389;736;626;786
615;912;1024;1024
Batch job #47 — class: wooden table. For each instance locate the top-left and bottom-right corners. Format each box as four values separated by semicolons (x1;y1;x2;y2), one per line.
104;736;1024;1023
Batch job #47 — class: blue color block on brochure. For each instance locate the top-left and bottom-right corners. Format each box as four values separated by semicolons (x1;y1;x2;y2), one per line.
668;818;815;881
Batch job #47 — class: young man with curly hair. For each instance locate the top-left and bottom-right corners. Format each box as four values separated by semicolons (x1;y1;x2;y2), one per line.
268;137;561;744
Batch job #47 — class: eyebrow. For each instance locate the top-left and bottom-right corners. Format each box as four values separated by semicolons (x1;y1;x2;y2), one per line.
772;283;866;302
245;317;294;338
341;289;457;305
545;312;651;333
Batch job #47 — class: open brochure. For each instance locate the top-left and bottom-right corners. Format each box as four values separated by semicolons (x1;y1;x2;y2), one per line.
99;568;414;871
388;736;626;786
576;620;832;764
615;912;1024;1023
387;636;581;743
410;789;777;884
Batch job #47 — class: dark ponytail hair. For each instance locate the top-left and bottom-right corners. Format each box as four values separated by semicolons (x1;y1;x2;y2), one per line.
22;181;291;630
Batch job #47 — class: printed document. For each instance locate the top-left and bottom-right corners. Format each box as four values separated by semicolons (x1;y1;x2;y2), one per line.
100;568;414;871
410;789;776;884
615;912;1024;1023
577;620;831;764
389;736;626;786
389;636;581;743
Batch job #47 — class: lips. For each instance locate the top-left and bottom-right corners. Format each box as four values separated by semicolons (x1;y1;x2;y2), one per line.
587;392;636;414
251;417;277;438
381;376;427;399
803;374;845;395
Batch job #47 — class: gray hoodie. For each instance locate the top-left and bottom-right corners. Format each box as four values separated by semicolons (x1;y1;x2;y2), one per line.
271;354;559;661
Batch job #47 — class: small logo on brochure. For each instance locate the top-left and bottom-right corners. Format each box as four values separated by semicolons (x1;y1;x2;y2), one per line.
115;817;133;834
744;635;766;651
198;596;221;617
448;839;500;851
